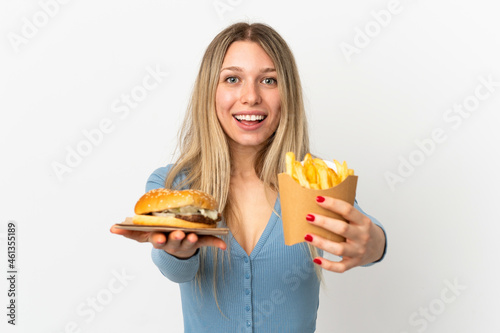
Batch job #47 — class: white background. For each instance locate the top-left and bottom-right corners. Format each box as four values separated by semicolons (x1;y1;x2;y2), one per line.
1;0;499;332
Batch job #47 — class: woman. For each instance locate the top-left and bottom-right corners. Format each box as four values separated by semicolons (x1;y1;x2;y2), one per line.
111;22;386;332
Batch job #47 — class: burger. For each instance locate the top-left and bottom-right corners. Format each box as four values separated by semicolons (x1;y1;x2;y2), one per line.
132;188;222;228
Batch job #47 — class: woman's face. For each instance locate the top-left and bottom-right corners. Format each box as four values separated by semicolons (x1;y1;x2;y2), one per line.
215;41;281;150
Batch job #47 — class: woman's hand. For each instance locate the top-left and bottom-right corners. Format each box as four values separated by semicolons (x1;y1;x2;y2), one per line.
304;196;386;273
110;225;227;259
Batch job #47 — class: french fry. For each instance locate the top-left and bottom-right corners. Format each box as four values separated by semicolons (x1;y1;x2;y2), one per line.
342;161;348;181
286;152;297;180
284;152;354;189
328;168;340;186
333;160;348;182
333;160;343;181
313;158;328;169
317;165;331;189
294;162;310;189
304;158;317;184
304;153;313;163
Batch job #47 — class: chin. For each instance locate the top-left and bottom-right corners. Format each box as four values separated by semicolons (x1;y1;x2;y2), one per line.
229;133;275;149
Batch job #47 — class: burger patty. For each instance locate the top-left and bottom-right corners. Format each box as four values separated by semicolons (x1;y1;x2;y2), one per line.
175;213;221;225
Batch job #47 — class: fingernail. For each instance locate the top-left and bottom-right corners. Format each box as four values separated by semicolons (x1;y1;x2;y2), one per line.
316;196;325;203
306;214;315;222
304;234;313;242
313;258;322;265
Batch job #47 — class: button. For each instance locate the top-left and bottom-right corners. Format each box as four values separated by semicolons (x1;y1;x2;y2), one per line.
245;272;250;279
245;288;250;295
246;320;251;327
245;305;250;312
244;257;249;263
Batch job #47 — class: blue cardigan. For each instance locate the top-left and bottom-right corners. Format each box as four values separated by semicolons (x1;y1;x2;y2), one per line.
147;165;386;332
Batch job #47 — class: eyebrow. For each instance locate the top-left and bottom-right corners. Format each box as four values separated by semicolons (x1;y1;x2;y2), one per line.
220;66;276;73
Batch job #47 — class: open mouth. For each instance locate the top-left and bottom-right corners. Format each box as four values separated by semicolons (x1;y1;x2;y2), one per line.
233;114;267;123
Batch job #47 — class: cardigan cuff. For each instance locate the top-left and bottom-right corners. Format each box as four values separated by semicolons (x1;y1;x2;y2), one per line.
151;247;200;283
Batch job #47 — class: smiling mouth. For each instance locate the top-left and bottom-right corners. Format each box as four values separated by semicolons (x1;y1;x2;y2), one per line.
233;115;267;123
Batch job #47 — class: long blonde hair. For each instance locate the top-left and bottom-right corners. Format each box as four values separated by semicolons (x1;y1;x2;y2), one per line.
165;22;321;303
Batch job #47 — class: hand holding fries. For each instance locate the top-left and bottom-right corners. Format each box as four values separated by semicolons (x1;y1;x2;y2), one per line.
285;152;354;189
304;196;387;273
280;152;386;273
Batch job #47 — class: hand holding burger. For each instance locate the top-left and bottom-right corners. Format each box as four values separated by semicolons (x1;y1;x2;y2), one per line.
110;188;227;259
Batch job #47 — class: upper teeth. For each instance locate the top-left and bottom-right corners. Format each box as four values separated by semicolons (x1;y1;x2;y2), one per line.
234;115;265;121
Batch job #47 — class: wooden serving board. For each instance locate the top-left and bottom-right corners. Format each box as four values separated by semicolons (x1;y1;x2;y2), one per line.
115;217;229;236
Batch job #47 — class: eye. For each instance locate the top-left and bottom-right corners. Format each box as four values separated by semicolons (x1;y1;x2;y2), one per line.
225;76;239;84
262;77;277;85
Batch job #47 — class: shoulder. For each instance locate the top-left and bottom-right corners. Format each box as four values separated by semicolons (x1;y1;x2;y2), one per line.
145;164;188;192
145;165;174;192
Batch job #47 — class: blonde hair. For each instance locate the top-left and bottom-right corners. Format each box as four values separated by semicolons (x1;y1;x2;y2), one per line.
165;22;321;308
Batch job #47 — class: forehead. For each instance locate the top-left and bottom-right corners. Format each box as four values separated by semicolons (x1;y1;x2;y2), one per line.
221;41;275;68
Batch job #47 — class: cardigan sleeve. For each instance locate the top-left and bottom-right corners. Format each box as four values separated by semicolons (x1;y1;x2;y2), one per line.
354;201;387;267
151;248;200;283
146;165;200;283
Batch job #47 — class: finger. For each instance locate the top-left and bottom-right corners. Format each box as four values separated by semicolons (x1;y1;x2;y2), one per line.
315;196;370;226
306;213;354;239
162;230;186;250
150;232;165;243
148;232;168;248
312;256;357;274
148;230;180;250
195;235;227;251
110;225;150;242
304;233;356;258
110;225;128;236
177;232;199;253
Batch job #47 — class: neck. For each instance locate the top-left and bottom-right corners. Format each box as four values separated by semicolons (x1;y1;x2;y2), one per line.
229;142;262;179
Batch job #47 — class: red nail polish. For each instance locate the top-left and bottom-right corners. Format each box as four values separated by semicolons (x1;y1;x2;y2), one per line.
316;196;325;203
304;234;313;242
306;214;315;222
313;258;322;265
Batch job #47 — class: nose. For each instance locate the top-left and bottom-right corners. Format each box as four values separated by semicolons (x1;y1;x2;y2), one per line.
240;82;262;105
